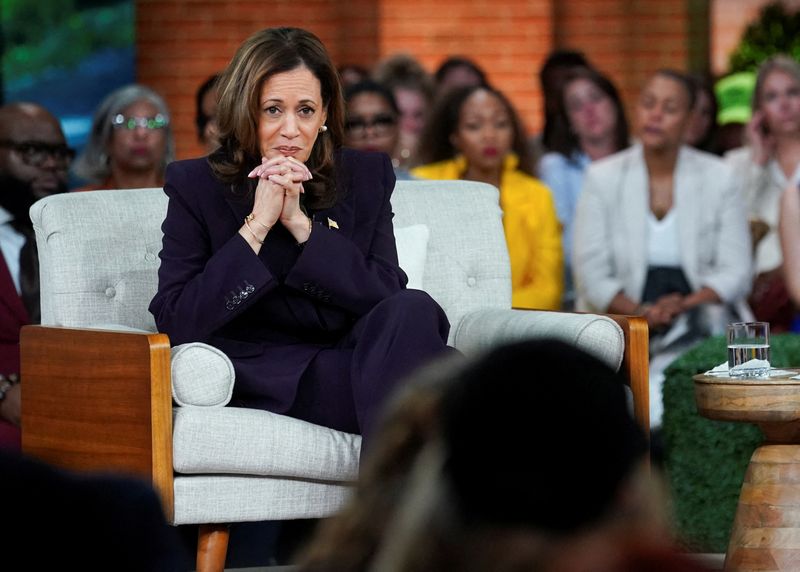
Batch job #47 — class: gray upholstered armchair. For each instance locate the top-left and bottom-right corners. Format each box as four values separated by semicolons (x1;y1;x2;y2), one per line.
21;180;648;571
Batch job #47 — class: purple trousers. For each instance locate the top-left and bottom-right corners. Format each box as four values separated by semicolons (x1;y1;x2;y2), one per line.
286;289;453;446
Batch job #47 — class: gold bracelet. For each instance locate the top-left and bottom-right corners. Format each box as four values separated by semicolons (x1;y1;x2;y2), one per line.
245;213;272;232
297;217;313;246
243;218;264;244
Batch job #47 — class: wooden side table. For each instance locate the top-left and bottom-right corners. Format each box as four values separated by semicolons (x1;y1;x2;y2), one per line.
694;369;800;572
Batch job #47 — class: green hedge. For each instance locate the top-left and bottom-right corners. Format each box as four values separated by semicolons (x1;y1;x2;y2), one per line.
662;333;800;552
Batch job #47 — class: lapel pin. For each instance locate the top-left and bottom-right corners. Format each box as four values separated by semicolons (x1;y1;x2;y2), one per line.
327;217;339;230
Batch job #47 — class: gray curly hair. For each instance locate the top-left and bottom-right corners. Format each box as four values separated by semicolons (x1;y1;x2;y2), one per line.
72;84;175;183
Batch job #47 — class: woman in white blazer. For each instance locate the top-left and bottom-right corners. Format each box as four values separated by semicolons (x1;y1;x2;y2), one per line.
725;55;800;331
573;70;752;426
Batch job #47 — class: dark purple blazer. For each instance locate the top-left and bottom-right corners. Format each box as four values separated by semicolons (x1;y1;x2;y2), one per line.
149;148;407;412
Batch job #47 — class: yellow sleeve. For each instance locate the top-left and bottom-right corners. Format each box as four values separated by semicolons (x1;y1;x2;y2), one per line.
503;180;564;310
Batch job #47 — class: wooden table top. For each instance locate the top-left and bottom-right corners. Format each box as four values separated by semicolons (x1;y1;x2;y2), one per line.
694;368;800;386
693;368;800;427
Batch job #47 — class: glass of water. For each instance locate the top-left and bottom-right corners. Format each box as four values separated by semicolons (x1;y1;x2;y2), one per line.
727;321;770;378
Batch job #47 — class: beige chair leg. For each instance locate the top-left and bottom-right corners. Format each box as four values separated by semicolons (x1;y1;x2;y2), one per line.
197;523;230;572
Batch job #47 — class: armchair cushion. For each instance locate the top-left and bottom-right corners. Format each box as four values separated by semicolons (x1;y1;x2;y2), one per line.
173;407;360;481
453;308;625;371
171;343;235;407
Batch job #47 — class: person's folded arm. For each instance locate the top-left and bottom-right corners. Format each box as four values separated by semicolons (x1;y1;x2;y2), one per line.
698;166;753;305
285;153;407;316
148;163;279;345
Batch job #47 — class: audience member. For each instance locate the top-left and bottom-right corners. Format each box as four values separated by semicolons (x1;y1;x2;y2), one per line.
0;102;72;451
344;80;411;179
433;56;488;96
149;27;453;450
533;49;592;165
300;340;712;572
373;54;435;169
684;73;719;154
715;71;756;155
338;64;370;89
2;450;189;570
412;85;563;310
196;73;221;154
538;67;630;309
573;69;752;427
72;84;174;191
726;55;800;331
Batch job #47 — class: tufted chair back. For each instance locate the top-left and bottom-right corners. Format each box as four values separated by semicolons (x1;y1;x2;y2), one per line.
32;181;509;341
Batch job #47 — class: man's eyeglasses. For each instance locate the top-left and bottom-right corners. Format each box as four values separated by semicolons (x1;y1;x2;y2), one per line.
345;113;397;138
112;113;168;130
0;140;75;168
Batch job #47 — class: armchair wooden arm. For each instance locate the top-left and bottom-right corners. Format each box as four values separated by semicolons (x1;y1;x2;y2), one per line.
20;325;174;521
607;314;649;431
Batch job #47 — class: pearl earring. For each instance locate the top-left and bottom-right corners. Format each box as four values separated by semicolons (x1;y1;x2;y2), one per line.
319;125;328;133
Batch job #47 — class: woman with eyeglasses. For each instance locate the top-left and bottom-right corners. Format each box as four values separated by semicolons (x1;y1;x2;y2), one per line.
72;84;174;191
411;84;563;310
344;80;413;179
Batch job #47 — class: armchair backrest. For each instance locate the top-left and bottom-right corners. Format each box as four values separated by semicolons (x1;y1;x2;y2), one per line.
32;188;166;331
30;181;511;334
391;180;510;330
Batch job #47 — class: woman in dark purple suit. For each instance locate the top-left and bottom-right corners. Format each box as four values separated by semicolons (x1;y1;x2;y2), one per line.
149;27;451;444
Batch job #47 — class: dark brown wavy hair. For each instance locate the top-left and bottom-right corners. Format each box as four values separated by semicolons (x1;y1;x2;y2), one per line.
549;67;630;160
414;85;534;176
210;27;345;209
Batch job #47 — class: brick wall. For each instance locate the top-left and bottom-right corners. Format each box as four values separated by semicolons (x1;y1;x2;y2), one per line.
554;0;694;131
378;0;553;137
137;0;381;159
136;0;713;161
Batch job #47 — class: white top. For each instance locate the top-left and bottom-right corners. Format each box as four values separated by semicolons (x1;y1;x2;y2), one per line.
724;146;800;274
0;205;23;295
646;209;681;267
573;144;752;313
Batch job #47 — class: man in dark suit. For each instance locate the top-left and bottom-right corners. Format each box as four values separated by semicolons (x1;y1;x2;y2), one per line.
0;102;72;450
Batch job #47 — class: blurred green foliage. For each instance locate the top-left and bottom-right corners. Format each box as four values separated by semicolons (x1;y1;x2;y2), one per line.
2;0;134;80
729;1;800;72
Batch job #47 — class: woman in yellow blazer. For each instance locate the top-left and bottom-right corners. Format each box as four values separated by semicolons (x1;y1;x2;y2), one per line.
412;85;563;310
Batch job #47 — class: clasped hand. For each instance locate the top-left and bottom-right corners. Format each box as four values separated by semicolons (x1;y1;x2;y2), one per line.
246;156;313;244
643;293;686;329
746;110;775;166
